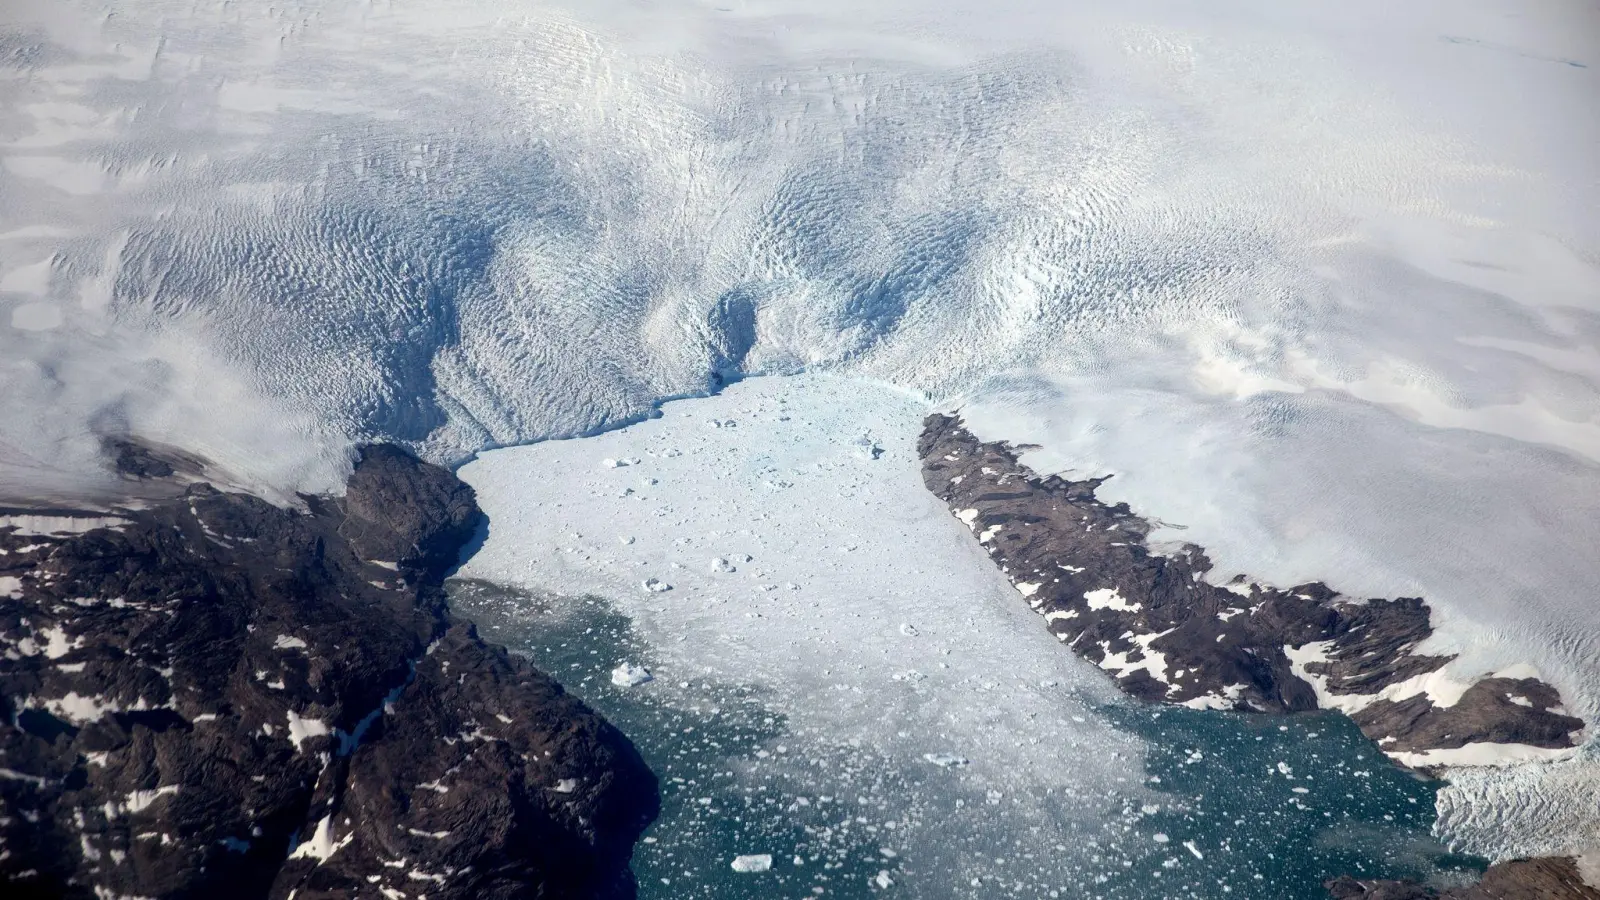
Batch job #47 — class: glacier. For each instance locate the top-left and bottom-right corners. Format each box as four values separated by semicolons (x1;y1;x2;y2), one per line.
2;0;1598;868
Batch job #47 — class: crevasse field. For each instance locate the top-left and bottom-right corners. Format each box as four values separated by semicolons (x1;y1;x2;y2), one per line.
1;0;1597;887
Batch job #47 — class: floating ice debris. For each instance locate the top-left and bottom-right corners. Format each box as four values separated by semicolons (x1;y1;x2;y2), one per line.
874;870;895;888
710;557;736;573
642;578;672;593
551;778;578;794
730;854;772;873
620;536;635;545
922;753;968;768
899;623;919;637
602;458;628;468
610;663;654;687
854;434;886;460
1184;840;1203;859
1153;833;1170;844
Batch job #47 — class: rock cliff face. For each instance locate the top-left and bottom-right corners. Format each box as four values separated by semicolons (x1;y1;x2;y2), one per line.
918;414;1595;898
0;445;658;899
918;414;1582;765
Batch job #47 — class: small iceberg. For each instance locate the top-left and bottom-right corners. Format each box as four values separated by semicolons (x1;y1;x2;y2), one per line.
730;853;773;873
610;663;654;688
642;578;672;593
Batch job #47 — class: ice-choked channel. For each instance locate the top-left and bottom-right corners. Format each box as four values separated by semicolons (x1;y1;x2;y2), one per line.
454;375;1478;897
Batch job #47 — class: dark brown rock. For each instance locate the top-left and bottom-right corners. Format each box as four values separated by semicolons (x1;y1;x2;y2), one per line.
0;446;657;899
917;412;1582;759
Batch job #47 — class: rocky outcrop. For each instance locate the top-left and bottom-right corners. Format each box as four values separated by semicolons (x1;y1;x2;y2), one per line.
1326;856;1600;899
0;445;658;899
918;413;1583;766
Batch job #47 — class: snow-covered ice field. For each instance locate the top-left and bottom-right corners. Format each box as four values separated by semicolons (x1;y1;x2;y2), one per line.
2;0;1598;871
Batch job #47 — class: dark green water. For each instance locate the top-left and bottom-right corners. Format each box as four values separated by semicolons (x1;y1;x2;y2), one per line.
449;579;1486;900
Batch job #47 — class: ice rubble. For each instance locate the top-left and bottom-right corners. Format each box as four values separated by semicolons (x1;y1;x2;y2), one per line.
459;374;1146;875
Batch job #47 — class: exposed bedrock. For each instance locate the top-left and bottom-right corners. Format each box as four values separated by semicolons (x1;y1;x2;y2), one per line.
0;445;658;899
920;413;1594;898
918;413;1583;764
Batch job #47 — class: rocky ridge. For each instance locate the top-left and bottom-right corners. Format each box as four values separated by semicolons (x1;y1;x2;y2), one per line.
919;413;1595;898
918;413;1583;766
0;444;658;899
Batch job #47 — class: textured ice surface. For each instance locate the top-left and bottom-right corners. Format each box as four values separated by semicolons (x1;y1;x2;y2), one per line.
3;0;1596;862
459;375;1142;794
1;0;1596;502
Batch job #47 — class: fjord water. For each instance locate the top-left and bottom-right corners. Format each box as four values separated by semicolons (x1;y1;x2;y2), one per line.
452;375;1486;898
449;580;1482;899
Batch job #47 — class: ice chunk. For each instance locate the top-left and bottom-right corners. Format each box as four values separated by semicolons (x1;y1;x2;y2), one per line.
642;578;672;593
730;853;773;873
922;753;968;768
611;663;654;687
710;557;736;573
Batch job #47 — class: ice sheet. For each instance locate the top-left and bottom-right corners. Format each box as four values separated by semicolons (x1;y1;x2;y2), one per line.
0;0;1595;505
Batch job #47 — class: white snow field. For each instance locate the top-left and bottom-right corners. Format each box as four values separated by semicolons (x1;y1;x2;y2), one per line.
2;0;1598;864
